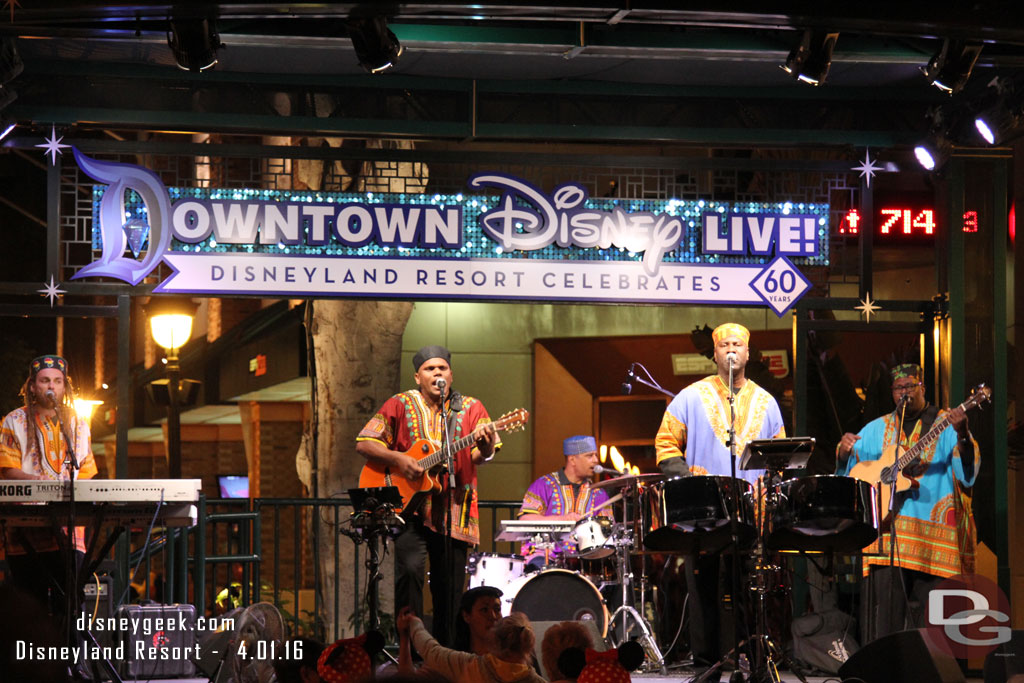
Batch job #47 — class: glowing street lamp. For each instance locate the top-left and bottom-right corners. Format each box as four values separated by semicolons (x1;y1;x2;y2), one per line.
145;297;198;479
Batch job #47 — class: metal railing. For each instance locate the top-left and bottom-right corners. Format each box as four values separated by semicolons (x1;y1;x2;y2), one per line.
112;496;524;640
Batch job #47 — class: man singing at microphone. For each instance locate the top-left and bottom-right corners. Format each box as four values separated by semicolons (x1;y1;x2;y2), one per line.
0;355;98;617
836;363;977;639
356;345;498;645
516;435;612;570
654;322;785;678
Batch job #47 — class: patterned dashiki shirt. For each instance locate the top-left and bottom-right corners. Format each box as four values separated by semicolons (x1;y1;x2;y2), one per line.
357;390;497;546
655;375;786;484
837;408;979;578
0;406;98;554
516;469;611;563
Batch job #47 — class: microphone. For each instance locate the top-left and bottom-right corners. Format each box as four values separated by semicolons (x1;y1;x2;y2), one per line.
44;390;57;406
593;464;624;476
621;365;635;395
726;352;738;367
435;378;447;395
895;393;910;410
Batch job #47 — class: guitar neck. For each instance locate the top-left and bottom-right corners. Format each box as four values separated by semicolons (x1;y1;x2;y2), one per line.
421;424;490;470
894;408;957;472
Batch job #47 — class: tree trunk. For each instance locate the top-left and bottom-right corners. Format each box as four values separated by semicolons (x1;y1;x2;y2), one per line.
310;299;413;640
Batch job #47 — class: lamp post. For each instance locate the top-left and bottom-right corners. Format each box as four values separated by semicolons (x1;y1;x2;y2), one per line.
146;296;197;479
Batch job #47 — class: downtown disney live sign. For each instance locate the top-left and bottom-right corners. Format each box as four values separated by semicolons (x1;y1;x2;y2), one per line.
71;149;828;316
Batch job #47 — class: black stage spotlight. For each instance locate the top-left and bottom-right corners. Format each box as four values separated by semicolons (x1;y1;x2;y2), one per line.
348;15;402;73
914;106;962;171
974;77;1024;145
780;30;839;86
921;39;982;94
168;16;222;72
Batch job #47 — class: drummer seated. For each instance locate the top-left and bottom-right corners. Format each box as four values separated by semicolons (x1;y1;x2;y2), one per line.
516;436;613;572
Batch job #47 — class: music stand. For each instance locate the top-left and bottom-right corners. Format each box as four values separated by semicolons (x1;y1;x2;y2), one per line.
740;437;815;474
346;486;404;640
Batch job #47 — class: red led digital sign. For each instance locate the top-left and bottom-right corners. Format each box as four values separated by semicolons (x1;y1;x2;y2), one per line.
839;207;979;239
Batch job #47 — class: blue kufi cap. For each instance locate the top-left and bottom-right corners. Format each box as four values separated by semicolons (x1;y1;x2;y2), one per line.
563;435;597;457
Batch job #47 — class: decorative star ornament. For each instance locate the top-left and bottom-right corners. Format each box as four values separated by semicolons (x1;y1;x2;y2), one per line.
852;149;883;188
855;292;882;322
38;275;66;307
35;125;71;165
3;0;20;23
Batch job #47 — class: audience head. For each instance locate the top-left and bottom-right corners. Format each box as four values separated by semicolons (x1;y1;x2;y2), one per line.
492;612;536;662
541;621;593;681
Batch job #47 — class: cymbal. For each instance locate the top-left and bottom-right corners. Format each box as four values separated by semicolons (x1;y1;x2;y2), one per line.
591;473;665;490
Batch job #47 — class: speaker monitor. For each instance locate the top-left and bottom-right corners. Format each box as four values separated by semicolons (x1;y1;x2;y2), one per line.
984;629;1024;683
838;629;964;683
530;620;607;679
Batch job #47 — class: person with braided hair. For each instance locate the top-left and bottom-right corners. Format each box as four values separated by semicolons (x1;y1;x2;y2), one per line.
0;354;98;616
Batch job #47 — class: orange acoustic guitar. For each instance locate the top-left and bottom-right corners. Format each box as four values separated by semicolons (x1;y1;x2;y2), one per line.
849;384;990;525
358;408;529;513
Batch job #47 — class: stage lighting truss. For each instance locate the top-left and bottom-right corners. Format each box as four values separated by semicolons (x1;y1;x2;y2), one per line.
921;39;982;95
780;30;840;86
167;16;222;72
974;77;1024;146
347;15;403;74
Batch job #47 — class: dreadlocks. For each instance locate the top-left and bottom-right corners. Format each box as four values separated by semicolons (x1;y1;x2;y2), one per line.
17;355;79;473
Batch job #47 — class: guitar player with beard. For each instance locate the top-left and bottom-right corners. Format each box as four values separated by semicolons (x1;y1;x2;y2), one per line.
356;345;499;647
837;363;979;643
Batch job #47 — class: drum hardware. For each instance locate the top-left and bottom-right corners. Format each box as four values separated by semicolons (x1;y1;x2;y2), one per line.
343;486;405;665
605;475;668;675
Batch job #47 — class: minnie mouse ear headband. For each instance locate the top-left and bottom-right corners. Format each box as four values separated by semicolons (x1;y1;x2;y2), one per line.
317;631;385;683
558;641;645;683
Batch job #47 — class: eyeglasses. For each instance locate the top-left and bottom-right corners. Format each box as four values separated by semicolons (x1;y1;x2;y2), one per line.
891;382;922;394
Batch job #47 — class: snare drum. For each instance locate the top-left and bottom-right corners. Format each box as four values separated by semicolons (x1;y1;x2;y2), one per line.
572;515;615;559
467;553;526;589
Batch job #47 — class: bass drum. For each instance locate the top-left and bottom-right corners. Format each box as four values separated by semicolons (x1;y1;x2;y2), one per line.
467;553;526;589
507;569;607;636
767;475;879;552
643;475;756;554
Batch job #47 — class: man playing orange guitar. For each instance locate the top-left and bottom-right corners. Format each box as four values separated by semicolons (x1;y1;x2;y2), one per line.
356;345;499;646
836;363;978;641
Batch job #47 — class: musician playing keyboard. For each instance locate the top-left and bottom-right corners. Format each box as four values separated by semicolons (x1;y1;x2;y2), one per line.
356;345;499;647
516;435;611;570
836;363;978;640
0;355;98;618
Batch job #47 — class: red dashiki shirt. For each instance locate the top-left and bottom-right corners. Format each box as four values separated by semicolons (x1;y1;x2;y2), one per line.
356;390;497;546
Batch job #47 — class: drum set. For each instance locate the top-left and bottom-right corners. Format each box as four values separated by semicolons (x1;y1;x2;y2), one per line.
470;442;881;680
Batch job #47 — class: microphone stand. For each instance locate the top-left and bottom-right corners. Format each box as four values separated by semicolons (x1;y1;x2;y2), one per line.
439;382;456;646
622;363;676;399
53;399;80;654
724;357;751;681
886;394;910;634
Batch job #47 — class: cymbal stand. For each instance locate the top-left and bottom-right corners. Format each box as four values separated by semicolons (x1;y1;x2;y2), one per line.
607;481;667;675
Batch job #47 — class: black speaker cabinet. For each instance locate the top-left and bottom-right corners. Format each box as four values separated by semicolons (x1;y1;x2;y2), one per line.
984;629;1024;683
838;629;964;683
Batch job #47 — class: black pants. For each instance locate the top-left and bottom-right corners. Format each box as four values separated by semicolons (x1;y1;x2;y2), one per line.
684;551;746;666
394;518;468;647
6;549;83;620
861;565;942;643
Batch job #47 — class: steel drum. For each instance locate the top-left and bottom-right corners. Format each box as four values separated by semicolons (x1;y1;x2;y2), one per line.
643;475;756;554
766;475;879;552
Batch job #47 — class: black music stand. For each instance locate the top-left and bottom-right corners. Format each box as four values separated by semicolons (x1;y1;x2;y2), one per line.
739;437;815;683
740;437;815;476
